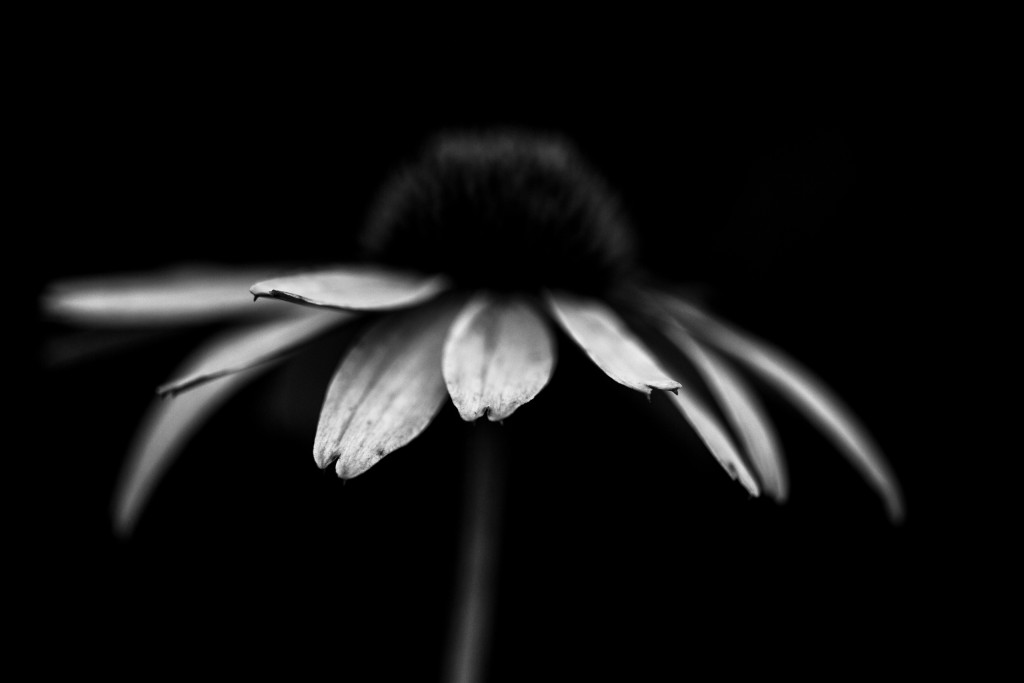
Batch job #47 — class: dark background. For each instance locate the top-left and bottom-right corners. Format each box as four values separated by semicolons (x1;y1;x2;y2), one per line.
25;39;979;679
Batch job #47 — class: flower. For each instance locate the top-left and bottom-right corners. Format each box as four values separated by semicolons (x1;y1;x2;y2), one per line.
43;130;902;535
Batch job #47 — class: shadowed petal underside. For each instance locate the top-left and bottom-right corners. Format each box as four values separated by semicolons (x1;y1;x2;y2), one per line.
443;294;556;422
44;265;287;327
315;298;462;478
546;291;680;395
663;323;787;500
657;291;903;521
251;265;449;311
157;308;352;396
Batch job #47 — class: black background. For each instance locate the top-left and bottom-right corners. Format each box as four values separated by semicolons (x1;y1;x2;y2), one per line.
25;35;982;680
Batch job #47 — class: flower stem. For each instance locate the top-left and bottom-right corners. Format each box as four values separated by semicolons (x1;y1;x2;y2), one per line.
444;423;505;683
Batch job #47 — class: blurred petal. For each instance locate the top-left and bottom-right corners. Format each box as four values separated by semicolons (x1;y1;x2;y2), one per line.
157;308;353;396
315;298;462;478
113;322;294;534
667;380;761;497
251;265;449;311
658;291;904;521
663;323;787;501
43;265;284;327
546;291;680;395
443;294;555;422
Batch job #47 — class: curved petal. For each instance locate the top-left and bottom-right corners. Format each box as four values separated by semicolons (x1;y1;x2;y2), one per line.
443;294;556;422
546;291;680;395
157;308;353;396
251;265;450;312
667;380;761;497
657;291;904;521
113;320;303;535
662;323;787;501
315;298;462;478
43;265;285;327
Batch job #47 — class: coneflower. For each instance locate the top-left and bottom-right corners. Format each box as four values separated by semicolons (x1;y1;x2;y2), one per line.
43;129;902;683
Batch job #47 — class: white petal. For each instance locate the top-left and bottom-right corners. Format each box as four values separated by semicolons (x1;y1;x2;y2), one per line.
315;298;462;478
443;294;555;422
658;292;903;521
251;265;449;311
113;322;294;534
43;265;284;327
546;291;680;395
667;381;761;497
157;308;352;396
663;323;787;501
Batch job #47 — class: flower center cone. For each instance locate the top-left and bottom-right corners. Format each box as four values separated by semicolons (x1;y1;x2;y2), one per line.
360;131;637;296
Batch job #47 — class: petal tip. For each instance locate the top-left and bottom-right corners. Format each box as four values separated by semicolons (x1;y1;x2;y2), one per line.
729;466;760;497
313;448;336;471
454;405;486;422
772;483;789;503
333;447;388;479
111;500;137;539
249;284;288;304
884;490;906;525
486;406;514;422
335;458;369;480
